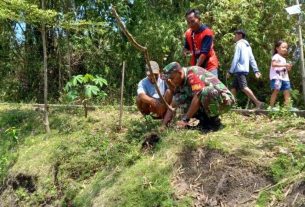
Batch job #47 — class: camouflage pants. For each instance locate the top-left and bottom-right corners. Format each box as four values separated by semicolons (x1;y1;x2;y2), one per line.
199;84;235;117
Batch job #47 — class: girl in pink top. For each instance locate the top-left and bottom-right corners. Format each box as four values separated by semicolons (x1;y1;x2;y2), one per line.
269;40;292;107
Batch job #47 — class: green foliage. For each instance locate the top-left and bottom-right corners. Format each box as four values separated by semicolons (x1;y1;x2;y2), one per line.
64;74;107;101
269;105;298;119
1;96;305;205
0;107;42;183
1;0;305;108
270;155;293;182
256;191;271;206
205;138;225;151
4;127;19;143
63;74;107;117
72;171;118;207
94;157;175;207
269;143;305;183
0;0;57;24
125;115;160;143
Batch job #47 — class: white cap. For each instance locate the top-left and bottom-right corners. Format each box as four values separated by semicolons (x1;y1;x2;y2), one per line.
145;61;160;75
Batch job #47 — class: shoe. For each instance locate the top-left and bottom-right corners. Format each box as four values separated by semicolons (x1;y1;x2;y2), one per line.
267;106;280;112
255;102;266;110
197;116;222;132
289;107;299;112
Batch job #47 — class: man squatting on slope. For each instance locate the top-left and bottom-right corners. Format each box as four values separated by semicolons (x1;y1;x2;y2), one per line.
136;61;172;119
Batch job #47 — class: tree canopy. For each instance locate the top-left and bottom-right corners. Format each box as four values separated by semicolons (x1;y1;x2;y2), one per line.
0;0;303;107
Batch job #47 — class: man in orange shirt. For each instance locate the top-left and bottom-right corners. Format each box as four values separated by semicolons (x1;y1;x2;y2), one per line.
183;8;219;77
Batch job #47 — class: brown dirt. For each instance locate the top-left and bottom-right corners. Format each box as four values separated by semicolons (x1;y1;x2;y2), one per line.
172;147;272;207
141;132;160;150
275;180;305;207
8;173;37;193
0;174;37;207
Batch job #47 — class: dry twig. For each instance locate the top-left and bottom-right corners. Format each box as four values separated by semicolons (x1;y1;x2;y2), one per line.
111;7;173;111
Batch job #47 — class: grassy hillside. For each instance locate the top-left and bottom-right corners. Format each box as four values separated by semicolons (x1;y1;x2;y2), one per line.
1;104;305;207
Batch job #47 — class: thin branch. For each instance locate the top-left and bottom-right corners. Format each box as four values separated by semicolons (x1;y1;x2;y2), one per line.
111;7;173;111
111;7;146;52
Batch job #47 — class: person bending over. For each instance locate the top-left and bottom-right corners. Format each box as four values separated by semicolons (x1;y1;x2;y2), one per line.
161;62;235;130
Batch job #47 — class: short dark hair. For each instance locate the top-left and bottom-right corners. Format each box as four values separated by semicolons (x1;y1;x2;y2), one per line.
185;8;201;19
234;29;246;38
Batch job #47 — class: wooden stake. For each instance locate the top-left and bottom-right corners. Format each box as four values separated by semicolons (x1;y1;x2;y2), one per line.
296;0;305;104
41;0;50;133
119;61;126;130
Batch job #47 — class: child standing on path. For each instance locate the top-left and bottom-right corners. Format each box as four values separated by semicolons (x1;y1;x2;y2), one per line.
269;40;295;110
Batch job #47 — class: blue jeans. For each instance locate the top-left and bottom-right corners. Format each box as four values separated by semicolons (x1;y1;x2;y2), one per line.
270;79;291;91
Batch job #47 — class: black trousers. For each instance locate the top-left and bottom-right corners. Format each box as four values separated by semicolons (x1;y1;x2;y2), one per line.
193;108;221;131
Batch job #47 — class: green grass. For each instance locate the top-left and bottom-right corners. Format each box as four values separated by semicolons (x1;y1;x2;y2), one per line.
1;104;305;206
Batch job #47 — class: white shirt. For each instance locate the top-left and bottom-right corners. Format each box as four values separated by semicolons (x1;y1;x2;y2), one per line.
270;54;289;81
137;77;167;99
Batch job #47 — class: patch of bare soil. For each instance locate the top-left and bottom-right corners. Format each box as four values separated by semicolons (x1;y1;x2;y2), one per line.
9;174;37;193
141;132;160;150
0;173;37;207
275;180;305;207
172;148;272;207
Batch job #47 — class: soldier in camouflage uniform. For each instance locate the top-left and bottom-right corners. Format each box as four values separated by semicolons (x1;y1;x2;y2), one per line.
161;62;235;130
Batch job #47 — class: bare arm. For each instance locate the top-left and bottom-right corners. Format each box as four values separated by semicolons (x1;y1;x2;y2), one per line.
196;54;207;67
162;101;177;126
176;94;201;128
271;60;291;69
185;94;201;119
138;93;157;106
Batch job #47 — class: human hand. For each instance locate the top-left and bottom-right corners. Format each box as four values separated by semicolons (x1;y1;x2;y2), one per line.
166;79;176;92
162;108;175;126
150;98;159;108
176;120;188;128
226;72;231;79
255;72;261;79
286;63;292;71
183;48;191;57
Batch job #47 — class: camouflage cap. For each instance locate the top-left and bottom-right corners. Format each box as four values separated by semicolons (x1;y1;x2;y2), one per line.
145;61;160;75
163;62;181;74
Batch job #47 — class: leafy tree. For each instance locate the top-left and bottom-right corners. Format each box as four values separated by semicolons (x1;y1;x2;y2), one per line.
0;0;304;108
64;74;108;117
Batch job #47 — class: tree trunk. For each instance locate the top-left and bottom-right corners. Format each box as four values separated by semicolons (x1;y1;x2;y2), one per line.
296;0;305;104
119;61;126;130
67;31;72;79
83;100;88;118
57;29;62;91
41;0;50;133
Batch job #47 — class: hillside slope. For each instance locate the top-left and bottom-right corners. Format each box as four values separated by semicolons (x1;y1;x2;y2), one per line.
0;104;305;207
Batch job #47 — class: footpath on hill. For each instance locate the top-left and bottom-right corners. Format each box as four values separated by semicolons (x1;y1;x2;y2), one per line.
0;104;305;207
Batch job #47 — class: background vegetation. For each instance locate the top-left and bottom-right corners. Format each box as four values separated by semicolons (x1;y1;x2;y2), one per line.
0;0;305;107
2;1;305;206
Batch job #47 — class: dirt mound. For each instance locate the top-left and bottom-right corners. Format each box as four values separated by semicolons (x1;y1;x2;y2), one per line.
276;181;305;207
141;132;160;150
0;174;37;207
172;148;272;207
7;174;37;193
